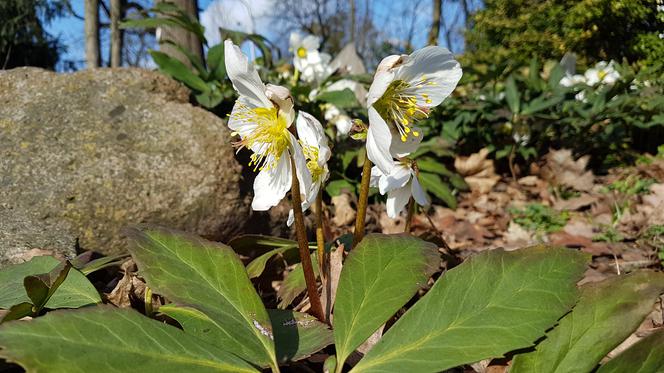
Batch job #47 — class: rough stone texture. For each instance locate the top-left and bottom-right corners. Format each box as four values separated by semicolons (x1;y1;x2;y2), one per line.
0;67;250;265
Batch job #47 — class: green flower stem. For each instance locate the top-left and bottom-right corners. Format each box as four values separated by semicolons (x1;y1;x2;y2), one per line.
352;157;373;248
404;197;415;233
315;190;326;276
290;155;325;322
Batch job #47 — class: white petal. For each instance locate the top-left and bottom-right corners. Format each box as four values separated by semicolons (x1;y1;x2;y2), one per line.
380;163;411;194
367;69;396;106
302;35;320;51
289;33;302;50
370;165;384;188
386;185;411;218
251;153;291;211
411;174;430;206
334;115;353;136
396;46;462;107
224;40;271;108
266;84;295;125
390;126;423;158
296;111;326;148
366;107;396;175
227;100;259;137
291;135;312;202
287;209;295;226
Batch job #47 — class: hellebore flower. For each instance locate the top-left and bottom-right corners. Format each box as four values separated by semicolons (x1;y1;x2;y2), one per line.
289;33;332;83
224;40;311;211
287;111;331;226
584;61;620;86
370;159;429;218
559;73;586;87
366;46;462;174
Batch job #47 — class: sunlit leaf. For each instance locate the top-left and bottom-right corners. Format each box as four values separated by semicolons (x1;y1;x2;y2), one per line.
511;271;664;373
352;245;589;373
597;329;664;373
0;306;257;372
127;227;278;370
333;234;439;369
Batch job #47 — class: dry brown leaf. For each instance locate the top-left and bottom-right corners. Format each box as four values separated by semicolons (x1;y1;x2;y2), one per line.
455;148;500;194
541;149;594;191
554;194;598;211
503;222;531;245
563;219;595;239
322;242;344;322
331;193;356;227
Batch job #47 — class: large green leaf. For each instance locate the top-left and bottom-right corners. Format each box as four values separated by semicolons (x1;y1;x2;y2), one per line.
597;329;664;373
511;271;664;373
277;257;320;309
419;172;457;209
333;234;439;370
246;246;296;279
160;305;332;364
127;227;277;370
149;50;210;93
316;89;359;109
0;306;257;372
351;245;589;373
0;256;101;310
505;75;521;114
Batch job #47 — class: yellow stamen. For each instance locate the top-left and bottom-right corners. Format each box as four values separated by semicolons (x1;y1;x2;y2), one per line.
229;104;291;171
301;143;323;182
373;79;431;142
297;47;307;58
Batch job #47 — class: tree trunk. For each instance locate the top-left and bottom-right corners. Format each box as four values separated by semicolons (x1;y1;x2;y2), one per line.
427;0;442;46
155;0;203;68
84;0;100;68
349;0;356;42
110;0;123;67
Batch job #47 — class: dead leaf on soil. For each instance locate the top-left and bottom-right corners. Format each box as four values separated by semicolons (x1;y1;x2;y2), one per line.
541;149;594;191
331;193;356;227
455;148;500;194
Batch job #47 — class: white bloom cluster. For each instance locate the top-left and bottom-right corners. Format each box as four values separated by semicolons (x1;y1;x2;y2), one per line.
289;33;333;84
559;60;621;88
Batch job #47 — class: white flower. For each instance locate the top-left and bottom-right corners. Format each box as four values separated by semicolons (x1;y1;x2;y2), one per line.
584;61;620;86
324;105;353;135
224;40;311;211
289;33;333;83
287;112;331;226
559;74;586;87
370;160;429;218
366;46;462;174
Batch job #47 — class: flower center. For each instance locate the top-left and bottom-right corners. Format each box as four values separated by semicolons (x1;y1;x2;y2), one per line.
373;79;431;142
230;105;291;171
598;70;608;81
297;47;307;58
301;144;324;182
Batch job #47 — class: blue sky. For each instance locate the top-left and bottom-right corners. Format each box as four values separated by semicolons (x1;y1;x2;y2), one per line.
47;0;468;71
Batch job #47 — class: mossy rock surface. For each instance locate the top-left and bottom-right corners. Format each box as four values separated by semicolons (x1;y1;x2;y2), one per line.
0;67;250;265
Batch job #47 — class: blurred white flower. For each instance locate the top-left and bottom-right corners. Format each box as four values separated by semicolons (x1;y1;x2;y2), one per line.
289;33;333;83
559;74;586;87
366;46;462;174
224;40;311;211
584;61;620;86
370;160;429;218
324;105;353;135
287;112;331;225
575;90;587;102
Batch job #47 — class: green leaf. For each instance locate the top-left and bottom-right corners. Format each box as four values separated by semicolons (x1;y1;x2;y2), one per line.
326;179;356;197
418;172;457;209
521;94;563;116
246;246;296;279
333;234;439;369
24;260;72;311
0;306;258;372
416;158;453;176
597;329;664;373
511;271;664;373
351;245;589;373
207;43;226;81
0;256;101;310
505;75;520;114
316;88;359;109
127;227;278;370
149;50;209;93
161;305;332;364
277;257;319;309
268;309;333;362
